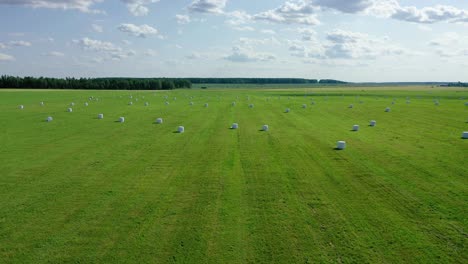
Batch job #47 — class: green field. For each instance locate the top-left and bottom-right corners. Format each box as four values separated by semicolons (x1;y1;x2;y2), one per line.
1;87;467;263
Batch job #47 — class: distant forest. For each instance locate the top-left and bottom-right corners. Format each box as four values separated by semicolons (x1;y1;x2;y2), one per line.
0;75;347;90
188;78;346;84
0;76;192;90
447;82;468;87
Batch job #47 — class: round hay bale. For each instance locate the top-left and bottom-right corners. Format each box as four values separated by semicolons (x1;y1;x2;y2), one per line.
231;123;239;129
462;132;468;139
135;98;139;102
129;102;133;105
232;102;236;106
370;120;376;127
302;104;307;108
406;100;410;104
391;101;395;105
434;101;439;106
311;101;315;105
349;104;354;108
174;97;177;101
46;116;53;122
249;104;254;108
130;96;133;99
67;108;73;112
70;102;75;106
40;102;44;106
465;102;468;106
84;102;89;106
165;101;169;105
18;105;24;109
98;114;104;119
145;102;149;106
352;125;359;131
285;108;290;113
190;102;194;106
385;107;391;112
156;118;163;124
204;103;208;107
178;126;185;133
119;117;125;123
336;141;346;150
262;125;269;131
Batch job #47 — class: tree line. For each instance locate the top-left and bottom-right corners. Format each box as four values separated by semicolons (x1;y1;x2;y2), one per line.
0;75;348;89
0;76;192;90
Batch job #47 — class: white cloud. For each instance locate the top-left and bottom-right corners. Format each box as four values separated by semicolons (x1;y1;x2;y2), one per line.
225;10;252;25
224;46;276;62
92;24;103;33
188;0;227;14
288;29;408;61
0;0;104;14
0;43;7;49
428;32;468;58
390;5;468;24
117;23;159;38
176;14;191;24
9;40;31;47
0;53;15;61
121;0;159;16
254;1;320;25
144;49;158;56
46;51;65;57
260;29;276;35
186;52;201;59
314;0;373;13
232;26;255;31
73;37;122;52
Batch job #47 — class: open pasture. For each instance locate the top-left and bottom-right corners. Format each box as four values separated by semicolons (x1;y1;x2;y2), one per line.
0;87;467;263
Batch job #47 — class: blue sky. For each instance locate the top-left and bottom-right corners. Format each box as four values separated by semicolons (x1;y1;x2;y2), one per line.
1;0;468;82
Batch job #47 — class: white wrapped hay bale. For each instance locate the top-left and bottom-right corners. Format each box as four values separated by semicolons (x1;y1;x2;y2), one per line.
98;114;104;119
232;102;236;106
385;107;391;112
178;126;185;133
70;102;75;106
349;104;354;109
18;105;24;109
119;117;125;123
130;95;133;99
370;120;376;127
40;102;44;106
434;101;439;106
465;102;468;106
46;116;53;122
262;125;269;131
311;101;315;105
462;132;468;139
84;102;89;106
156;118;163;124
406;100;410;104
128;102;133;105
204;103;208;107
231;123;239;129
135;98;139;102
352;125;359;131
165;101;170;105
145;102;149;106
285;108;290;113
336;141;346;150
391;101;395;105
302;104;307;108
67;108;73;112
249;104;254;108
190;102;194;106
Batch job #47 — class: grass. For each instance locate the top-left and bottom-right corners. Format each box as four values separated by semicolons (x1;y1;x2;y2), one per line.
0;87;467;263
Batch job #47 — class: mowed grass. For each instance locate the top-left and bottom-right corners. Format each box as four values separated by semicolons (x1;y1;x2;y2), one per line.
0;87;467;263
